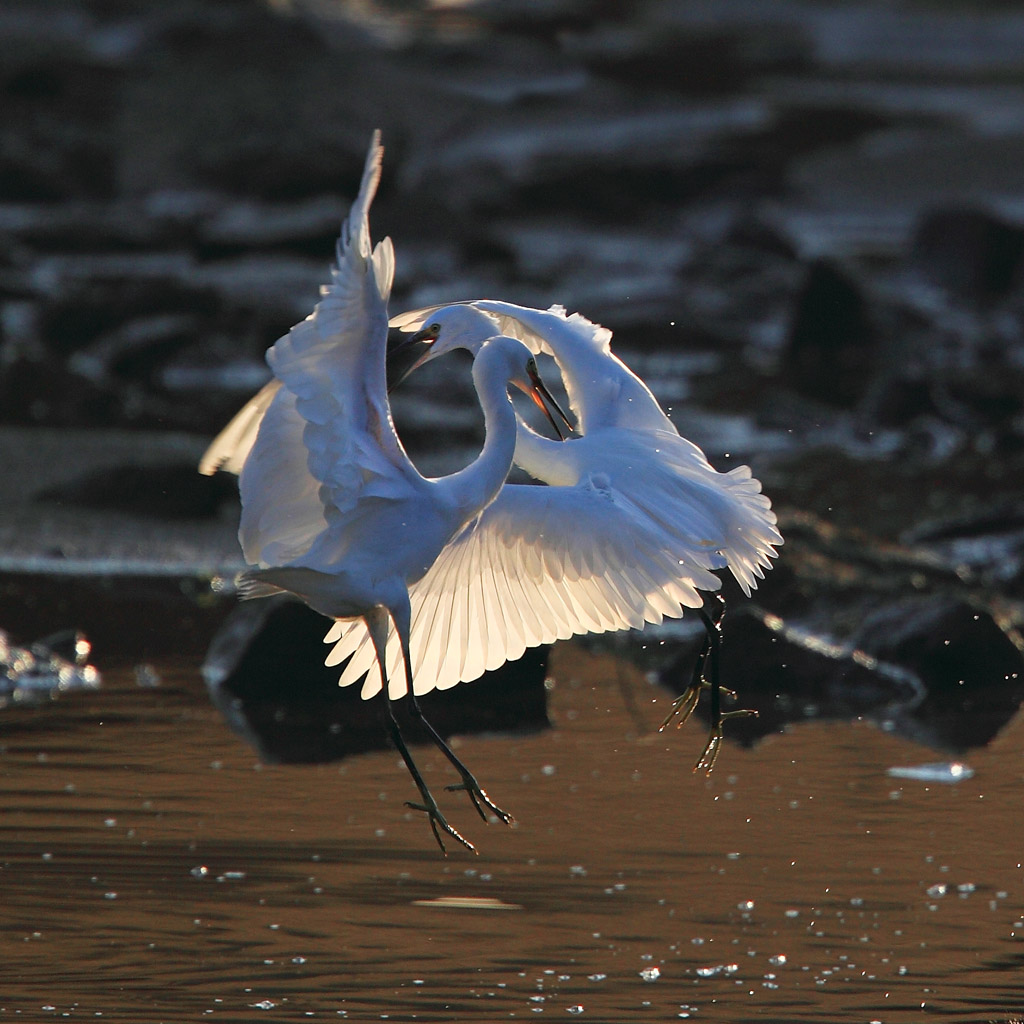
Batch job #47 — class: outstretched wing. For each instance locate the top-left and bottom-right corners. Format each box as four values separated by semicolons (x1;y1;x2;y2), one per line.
323;474;725;700
324;422;781;699
391;300;607;359
239;132;419;567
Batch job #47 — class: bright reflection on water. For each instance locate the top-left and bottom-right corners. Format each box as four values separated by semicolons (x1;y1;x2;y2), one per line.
1;645;1023;1022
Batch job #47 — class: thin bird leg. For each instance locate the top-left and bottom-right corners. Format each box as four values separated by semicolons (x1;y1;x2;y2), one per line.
396;626;514;827
691;596;757;775
382;696;476;854
366;607;475;855
405;693;515;826
659;594;729;732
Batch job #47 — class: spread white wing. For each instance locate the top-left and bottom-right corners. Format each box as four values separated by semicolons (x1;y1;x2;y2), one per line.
238;132;415;568
324;426;780;700
199;380;282;477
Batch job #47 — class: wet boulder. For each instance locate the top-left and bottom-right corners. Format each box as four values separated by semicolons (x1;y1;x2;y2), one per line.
202;597;550;765
779;259;877;408
854;595;1023;750
654;595;1023;754
655;606;919;748
911;206;1024;304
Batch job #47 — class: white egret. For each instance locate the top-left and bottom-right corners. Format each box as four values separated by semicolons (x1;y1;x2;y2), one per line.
229;133;568;853
330;300;782;770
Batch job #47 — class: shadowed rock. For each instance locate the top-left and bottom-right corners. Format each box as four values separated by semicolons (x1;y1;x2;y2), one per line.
202;598;551;765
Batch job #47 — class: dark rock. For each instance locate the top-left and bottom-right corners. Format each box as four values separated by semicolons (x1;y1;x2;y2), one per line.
854;596;1023;749
202;598;550;765
657;607;920;748
911;206;1024;304
656;598;1023;754
780;259;876;407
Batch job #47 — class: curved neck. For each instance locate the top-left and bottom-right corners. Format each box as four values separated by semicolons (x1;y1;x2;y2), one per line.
440;360;518;524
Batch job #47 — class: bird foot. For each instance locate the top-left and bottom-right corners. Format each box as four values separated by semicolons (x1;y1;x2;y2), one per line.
405;800;477;855
659;681;738;731
445;777;515;826
693;709;758;775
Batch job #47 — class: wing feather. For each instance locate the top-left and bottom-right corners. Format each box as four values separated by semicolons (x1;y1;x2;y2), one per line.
198;380;281;477
327;475;729;699
254;133;415;538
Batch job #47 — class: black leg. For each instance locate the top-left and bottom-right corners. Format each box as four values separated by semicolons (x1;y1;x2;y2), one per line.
693;594;757;773
659;594;727;731
659;593;756;773
407;694;515;826
381;696;477;855
364;604;475;855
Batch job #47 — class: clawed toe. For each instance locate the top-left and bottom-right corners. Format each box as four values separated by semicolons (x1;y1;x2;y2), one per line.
446;779;515;826
405;800;477;855
660;684;702;730
693;708;759;775
659;682;740;731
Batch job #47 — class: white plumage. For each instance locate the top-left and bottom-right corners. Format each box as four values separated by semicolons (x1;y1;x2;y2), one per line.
200;159;783;792
327;301;782;704
225;133;570;852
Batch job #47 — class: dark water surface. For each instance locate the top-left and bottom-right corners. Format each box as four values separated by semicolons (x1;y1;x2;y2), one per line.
2;646;1022;1023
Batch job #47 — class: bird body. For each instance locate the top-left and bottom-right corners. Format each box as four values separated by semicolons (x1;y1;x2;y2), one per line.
242;335;549;625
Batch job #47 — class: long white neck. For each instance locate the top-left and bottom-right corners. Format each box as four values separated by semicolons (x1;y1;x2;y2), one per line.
438;340;520;524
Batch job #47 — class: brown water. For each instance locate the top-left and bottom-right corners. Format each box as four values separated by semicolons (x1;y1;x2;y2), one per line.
2;644;1023;1023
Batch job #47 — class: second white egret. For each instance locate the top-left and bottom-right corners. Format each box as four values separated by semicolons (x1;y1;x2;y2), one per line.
331;300;782;770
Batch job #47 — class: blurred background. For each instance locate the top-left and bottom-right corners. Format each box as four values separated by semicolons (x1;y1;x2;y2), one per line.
2;0;1023;739
2;3;1024;1020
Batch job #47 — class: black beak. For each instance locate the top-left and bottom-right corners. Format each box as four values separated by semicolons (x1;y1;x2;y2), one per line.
385;328;436;393
525;366;574;440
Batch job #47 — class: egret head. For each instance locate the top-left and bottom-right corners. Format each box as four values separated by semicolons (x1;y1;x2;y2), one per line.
475;336;572;441
387;304;499;388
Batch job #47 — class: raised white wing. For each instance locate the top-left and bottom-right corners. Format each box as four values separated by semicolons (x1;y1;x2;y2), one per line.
322;426;780;700
239;132;423;569
391;300;609;360
237;386;327;565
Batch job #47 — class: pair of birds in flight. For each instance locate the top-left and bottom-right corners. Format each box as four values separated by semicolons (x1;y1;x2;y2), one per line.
199;131;782;853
